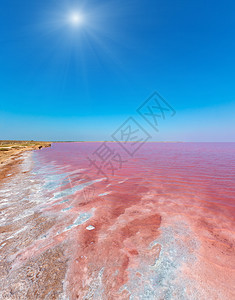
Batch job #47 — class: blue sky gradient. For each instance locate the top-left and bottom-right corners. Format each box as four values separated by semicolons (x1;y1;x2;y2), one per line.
0;0;234;141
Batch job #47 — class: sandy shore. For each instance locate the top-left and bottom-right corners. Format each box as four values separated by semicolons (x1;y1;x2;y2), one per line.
0;141;51;182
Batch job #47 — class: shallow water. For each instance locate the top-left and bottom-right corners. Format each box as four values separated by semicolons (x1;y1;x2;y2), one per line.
0;142;234;299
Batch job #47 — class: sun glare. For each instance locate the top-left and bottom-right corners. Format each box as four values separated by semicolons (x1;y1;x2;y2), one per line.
69;12;84;26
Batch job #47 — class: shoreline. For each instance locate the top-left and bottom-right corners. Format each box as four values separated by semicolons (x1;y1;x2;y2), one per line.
0;142;51;183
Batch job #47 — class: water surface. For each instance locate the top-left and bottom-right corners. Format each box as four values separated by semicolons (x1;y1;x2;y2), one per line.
0;142;234;299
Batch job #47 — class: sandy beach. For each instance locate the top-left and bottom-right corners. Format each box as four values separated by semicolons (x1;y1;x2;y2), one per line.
0;141;51;182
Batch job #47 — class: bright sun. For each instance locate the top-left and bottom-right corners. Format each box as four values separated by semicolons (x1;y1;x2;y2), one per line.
69;12;84;25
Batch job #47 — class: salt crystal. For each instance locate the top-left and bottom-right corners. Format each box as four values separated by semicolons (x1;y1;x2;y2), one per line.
86;225;95;231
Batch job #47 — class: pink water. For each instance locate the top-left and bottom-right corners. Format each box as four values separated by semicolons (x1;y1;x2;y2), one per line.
1;142;234;299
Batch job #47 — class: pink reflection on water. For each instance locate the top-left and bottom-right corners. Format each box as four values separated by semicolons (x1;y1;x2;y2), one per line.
30;142;235;298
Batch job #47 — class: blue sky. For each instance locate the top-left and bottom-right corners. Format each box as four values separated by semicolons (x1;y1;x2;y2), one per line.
0;0;234;141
